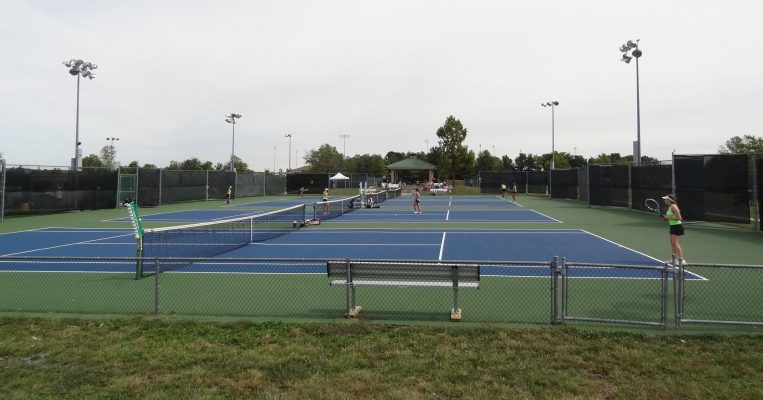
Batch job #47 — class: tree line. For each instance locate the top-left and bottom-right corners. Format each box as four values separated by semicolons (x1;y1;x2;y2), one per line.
77;117;762;180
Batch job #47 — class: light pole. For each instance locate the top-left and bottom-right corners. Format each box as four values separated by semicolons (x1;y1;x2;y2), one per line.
542;101;559;197
620;39;643;166
273;146;277;173
285;134;292;171
106;137;119;169
63;59;97;171
541;101;559;169
225;113;242;171
339;134;350;157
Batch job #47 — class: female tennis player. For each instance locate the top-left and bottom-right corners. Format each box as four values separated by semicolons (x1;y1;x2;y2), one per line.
413;188;422;214
322;188;330;214
661;194;686;264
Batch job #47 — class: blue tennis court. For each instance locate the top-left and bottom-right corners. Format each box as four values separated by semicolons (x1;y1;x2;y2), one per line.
0;227;700;279
321;209;559;223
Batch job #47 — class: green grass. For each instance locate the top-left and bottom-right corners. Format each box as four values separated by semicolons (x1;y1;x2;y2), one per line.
1;317;762;399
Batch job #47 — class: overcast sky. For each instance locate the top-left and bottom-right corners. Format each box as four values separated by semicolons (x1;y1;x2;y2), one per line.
1;0;760;171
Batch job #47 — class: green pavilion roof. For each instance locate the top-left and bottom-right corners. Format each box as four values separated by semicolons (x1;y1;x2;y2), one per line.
386;157;437;170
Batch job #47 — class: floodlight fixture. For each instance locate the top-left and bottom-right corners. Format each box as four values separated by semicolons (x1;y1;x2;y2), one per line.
541;100;559;197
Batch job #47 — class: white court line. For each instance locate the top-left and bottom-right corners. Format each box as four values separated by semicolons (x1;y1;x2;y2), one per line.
250;243;439;246
528;209;561;222
446;210;450;221
438;232;446;260
580;229;709;280
1;232;136;257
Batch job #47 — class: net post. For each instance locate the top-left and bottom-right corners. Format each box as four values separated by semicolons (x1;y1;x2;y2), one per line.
135;237;143;280
154;257;160;314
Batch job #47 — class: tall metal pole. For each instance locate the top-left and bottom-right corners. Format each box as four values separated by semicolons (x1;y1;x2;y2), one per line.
285;134;292;171
542;101;559;197
225;113;241;172
551;105;555;171
339;134;350;157
620;39;642;166
635;55;641;166
63;59;97;171
75;74;80;169
230;122;235;171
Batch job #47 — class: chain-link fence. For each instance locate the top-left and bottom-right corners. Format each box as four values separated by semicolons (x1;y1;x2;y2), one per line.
676;263;763;327
1;256;760;328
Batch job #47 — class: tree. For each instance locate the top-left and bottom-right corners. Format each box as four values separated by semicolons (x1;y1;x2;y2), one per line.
435;115;468;181
475;150;502;172
305;144;344;172
718;135;763;154
345;154;385;176
588;153;629;165
514;152;542;171
383;151;406;166
568;155;587;168
82;154;104;168
99;146;117;169
166;157;214;170
500;155;514;171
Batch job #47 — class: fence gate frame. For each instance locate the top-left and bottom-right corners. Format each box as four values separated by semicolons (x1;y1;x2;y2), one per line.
116;170;138;208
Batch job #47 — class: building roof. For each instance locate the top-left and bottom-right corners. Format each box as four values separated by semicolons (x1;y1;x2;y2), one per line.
386;157;437;170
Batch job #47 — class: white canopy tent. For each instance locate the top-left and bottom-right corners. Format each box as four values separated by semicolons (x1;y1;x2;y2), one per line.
328;172;350;188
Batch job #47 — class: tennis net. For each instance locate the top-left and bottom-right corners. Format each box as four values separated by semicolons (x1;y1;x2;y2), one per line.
312;195;360;221
139;204;305;276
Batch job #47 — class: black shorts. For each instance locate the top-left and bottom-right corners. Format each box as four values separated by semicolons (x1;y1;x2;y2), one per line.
669;224;684;236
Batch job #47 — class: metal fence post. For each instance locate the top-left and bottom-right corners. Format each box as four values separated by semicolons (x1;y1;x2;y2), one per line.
551;256;558;324
452;264;460;313
673;265;685;328
345;258;352;317
561;257;568;324
660;262;668;329
154;258;160;314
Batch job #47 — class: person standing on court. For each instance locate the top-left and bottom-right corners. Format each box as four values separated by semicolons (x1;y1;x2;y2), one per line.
661;194;686;264
226;186;233;205
322;187;330;214
413;187;422;214
511;182;518;202
500;183;507;199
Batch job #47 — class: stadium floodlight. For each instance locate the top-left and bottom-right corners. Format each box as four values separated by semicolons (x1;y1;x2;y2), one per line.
225;113;242;171
620;39;643;166
63;58;97;171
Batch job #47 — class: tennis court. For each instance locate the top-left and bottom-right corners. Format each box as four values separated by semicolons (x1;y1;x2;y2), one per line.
4;192;762;327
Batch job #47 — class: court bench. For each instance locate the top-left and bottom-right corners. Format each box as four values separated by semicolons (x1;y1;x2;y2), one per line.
327;260;480;321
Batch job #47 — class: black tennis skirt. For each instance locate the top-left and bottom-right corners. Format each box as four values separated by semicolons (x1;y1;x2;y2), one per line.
669;224;685;236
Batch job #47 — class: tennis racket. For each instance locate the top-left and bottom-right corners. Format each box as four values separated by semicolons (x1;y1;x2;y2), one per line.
644;198;663;217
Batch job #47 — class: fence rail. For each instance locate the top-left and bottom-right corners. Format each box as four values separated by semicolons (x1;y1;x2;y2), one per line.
1;256;761;328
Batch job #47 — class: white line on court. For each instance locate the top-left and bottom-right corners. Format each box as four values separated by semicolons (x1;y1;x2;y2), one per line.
446;210;450;221
529;209;561;222
438;232;446;260
1;232;136;257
